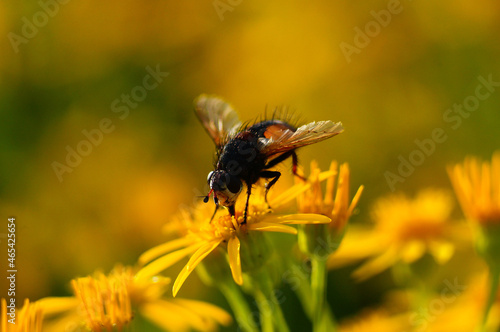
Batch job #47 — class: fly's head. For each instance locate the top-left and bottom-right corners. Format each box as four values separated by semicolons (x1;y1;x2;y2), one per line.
204;170;243;207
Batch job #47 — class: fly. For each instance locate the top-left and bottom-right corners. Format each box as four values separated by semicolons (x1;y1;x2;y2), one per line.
195;94;344;224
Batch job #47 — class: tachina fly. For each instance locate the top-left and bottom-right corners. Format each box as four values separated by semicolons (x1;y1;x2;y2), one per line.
195;94;344;224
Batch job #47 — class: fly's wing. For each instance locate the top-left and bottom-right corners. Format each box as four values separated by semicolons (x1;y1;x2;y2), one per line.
194;94;242;147
259;121;344;157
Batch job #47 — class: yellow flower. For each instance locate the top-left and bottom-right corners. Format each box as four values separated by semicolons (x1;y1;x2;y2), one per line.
136;185;331;297
330;189;464;281
1;297;76;332
297;160;363;257
426;271;500;332
70;265;231;332
1;298;43;332
297;160;363;235
448;152;500;331
447;152;500;226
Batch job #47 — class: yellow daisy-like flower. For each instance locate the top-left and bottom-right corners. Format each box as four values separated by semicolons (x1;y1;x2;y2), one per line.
136;182;331;297
298;161;363;232
448;152;500;331
297;160;363;240
0;297;76;332
1;298;43;332
69;265;231;332
447;152;500;226
426;271;500;332
330;189;465;281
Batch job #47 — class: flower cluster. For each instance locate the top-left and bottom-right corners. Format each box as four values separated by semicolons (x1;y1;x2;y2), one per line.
4;151;500;332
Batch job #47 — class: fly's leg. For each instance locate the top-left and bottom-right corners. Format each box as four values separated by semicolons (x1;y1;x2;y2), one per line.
291;151;306;181
228;204;235;218
241;184;252;225
264;150;305;181
259;170;281;209
264;150;293;169
209;204;219;223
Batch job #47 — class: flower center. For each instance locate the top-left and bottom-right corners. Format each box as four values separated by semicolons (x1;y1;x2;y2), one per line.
72;270;133;331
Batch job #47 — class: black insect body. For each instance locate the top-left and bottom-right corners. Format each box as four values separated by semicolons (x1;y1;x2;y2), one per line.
195;94;344;224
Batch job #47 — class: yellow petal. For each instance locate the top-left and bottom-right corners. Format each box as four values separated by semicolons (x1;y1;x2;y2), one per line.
141;300;207;332
270;182;311;207
42;311;82;332
318;169;338;182
328;229;384;269
173;240;222;297
246;222;297;234
324;161;339;205
352;246;399;281
347;185;364;217
174;298;233;327
138;237;196;266
135;244;201;281
270;170;336;207
2;298;6;332
36;297;78;315
429;240;455;264
259;213;331;225
186;240;222;271
228;236;243;285
401;241;426;264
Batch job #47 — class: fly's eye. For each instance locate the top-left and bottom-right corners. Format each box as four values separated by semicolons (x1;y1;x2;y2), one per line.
207;171;214;183
226;175;242;194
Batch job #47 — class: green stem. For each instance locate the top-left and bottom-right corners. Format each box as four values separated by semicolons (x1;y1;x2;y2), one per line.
479;265;500;332
219;283;259;332
311;257;334;332
294;269;313;317
254;290;276;332
253;271;290;332
392;262;432;330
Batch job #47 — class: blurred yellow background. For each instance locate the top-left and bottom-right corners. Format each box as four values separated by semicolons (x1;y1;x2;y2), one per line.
1;0;499;330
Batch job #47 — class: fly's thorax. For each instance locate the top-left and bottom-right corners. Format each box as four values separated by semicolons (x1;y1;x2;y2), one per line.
217;136;267;181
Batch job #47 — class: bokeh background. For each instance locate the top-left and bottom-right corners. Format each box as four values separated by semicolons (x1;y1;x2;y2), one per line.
1;0;499;331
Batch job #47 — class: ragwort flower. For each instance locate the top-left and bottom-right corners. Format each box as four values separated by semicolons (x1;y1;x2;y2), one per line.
1;297;76;332
294;160;363;332
447;152;500;226
425;271;500;332
1;298;43;332
297;160;364;256
136;183;331;297
330;189;465;281
448;152;500;331
70;265;231;332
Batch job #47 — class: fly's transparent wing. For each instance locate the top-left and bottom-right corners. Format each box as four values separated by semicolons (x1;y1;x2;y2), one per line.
194;94;242;147
259;121;344;157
